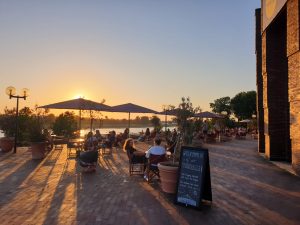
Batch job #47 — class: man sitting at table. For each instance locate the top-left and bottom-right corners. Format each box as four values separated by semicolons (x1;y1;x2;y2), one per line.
144;137;166;181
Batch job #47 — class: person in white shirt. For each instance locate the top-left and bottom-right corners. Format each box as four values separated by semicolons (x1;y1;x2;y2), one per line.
144;138;166;181
145;138;166;158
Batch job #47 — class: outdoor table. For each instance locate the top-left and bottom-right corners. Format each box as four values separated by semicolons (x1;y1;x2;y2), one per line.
133;151;145;156
52;136;68;149
68;138;85;157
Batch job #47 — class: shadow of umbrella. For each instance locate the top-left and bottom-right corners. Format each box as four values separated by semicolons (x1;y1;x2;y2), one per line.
108;103;158;137
38;98;112;131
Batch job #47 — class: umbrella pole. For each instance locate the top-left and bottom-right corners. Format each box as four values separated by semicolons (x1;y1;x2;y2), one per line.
165;111;167;132
79;109;82;135
128;112;131;138
90;110;93;132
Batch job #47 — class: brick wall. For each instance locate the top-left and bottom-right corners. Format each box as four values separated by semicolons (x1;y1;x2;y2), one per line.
287;0;300;175
262;6;291;161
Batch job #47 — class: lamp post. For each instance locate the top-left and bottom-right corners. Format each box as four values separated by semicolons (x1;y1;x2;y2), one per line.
5;86;29;153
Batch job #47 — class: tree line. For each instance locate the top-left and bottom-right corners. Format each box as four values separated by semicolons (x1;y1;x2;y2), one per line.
209;90;256;121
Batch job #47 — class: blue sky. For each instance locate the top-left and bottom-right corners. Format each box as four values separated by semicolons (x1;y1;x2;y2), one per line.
0;0;261;117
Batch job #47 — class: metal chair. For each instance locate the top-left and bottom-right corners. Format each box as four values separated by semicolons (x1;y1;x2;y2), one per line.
146;154;166;183
127;152;145;176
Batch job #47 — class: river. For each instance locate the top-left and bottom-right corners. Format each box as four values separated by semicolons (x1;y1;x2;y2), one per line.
0;126;177;138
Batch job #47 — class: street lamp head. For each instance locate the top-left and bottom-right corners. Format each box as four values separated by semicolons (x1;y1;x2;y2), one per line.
21;88;29;99
6;86;16;98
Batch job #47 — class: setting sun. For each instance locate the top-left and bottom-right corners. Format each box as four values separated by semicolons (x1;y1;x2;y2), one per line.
73;94;85;99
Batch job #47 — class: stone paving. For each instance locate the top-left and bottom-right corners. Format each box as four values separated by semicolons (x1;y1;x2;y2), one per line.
0;138;300;225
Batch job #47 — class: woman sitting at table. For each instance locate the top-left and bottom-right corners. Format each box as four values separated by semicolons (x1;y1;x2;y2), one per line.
79;131;98;172
94;130;103;143
123;138;146;165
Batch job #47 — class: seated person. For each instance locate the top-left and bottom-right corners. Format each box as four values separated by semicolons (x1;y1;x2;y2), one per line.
94;130;103;143
84;131;94;150
236;127;247;138
144;138;166;180
79;132;98;172
43;129;53;150
165;139;176;154
150;129;157;139
123;138;146;164
122;128;129;139
103;131;116;153
115;133;123;147
145;128;150;141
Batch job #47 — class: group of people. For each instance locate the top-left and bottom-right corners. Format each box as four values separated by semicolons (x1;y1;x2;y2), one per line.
78;128;131;172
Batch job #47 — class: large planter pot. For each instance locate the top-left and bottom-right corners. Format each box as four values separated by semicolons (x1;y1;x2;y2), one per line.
31;142;46;159
0;137;14;153
158;161;179;194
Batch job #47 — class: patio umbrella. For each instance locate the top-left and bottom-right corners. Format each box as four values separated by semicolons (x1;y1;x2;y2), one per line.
109;103;158;136
239;119;252;131
39;98;112;130
158;108;179;116
158;108;179;131
193;111;223;119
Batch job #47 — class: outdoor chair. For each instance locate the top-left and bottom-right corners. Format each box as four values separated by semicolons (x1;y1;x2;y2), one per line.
236;131;247;139
99;141;112;155
205;133;217;143
145;154;167;183
127;151;145;176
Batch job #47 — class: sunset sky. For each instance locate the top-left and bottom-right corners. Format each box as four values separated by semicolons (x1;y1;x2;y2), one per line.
0;1;260;119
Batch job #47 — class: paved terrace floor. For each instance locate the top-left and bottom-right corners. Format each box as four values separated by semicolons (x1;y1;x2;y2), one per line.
0;138;300;225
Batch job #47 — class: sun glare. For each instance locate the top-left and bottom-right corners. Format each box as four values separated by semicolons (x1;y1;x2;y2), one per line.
74;94;85;99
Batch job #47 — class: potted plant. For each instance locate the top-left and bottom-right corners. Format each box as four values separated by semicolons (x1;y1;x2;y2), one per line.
28;116;47;159
0;107;33;152
157;137;181;193
158;97;200;194
0;108;16;152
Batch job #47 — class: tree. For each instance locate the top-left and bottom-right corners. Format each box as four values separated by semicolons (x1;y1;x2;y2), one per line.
140;116;150;124
52;111;77;137
175;97;201;145
209;96;231;115
0;107;32;145
150;116;162;132
230;91;256;121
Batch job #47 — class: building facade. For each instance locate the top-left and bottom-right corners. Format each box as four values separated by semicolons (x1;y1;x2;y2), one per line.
256;0;300;175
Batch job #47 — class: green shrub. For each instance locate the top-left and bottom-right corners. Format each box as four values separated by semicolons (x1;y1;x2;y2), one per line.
52;111;77;137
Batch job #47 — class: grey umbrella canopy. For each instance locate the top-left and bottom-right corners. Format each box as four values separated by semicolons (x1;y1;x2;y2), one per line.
109;103;158;136
39;98;112;130
193;111;223;118
39;98;111;111
158;108;179;131
158;108;179;116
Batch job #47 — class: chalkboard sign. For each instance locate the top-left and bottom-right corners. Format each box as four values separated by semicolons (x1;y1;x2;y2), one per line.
175;146;212;209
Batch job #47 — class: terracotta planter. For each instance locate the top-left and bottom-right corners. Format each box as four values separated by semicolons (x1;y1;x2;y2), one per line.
0;137;14;153
158;161;179;194
31;142;46;159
